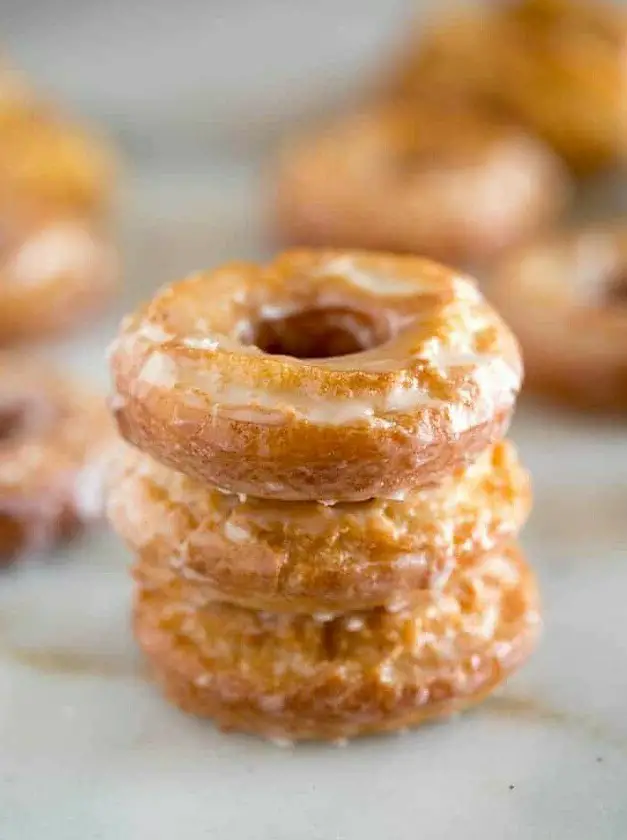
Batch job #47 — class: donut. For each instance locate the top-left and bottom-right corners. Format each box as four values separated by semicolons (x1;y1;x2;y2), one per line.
110;440;531;613
386;0;627;173
109;250;522;502
275;102;568;264
489;223;627;411
0;219;116;344
0;99;113;220
110;252;521;499
0;355;114;564
134;541;540;742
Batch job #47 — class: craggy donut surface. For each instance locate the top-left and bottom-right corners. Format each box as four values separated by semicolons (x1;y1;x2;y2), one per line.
0;219;116;344
490;224;627;411
276;103;568;264
388;0;627;173
134;542;540;742
0;356;114;564
110;251;522;501
110;441;531;612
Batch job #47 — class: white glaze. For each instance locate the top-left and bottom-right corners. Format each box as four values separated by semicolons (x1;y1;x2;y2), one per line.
181;335;221;350
344;616;365;632
223;521;250;543
73;451;111;521
128;279;518;434
319;256;426;296
136;322;173;344
137;353;178;389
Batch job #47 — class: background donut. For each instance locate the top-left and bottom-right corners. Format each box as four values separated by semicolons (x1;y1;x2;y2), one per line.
0;355;115;564
489;223;627;411
275;102;569;264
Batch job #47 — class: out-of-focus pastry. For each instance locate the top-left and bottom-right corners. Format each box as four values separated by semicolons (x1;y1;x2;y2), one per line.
275;103;569;264
489;222;627;411
0;355;114;565
386;0;627;174
0;218;116;344
0;79;113;220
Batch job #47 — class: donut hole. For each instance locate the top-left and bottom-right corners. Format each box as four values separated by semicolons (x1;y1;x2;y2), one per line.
251;307;386;359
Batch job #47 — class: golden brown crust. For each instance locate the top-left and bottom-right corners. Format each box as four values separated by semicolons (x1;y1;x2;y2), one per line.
489;223;627;412
0;219;117;344
110;250;522;501
134;542;540;741
385;0;627;173
275;103;568;264
0;355;115;563
110;441;531;612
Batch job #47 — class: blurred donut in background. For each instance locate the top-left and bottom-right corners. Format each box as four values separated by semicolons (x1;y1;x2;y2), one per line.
0;218;116;345
0;354;114;566
0;65;113;220
385;0;627;175
275;101;569;265
0;62;117;344
489;221;627;411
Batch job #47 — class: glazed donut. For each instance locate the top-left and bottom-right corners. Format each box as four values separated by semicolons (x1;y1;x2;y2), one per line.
387;0;627;173
0;219;116;344
0;355;114;564
489;223;627;411
134;541;540;742
110;440;531;613
275;102;568;264
110;250;522;502
0;100;113;219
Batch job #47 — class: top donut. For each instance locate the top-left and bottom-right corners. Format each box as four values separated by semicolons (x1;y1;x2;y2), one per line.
109;251;522;502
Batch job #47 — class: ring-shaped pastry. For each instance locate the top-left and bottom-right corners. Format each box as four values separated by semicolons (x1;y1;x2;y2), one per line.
134;542;540;742
0;100;113;219
490;223;627;411
276;103;568;264
0;355;113;564
110;440;531;612
0;219;116;344
110;250;522;502
386;0;627;173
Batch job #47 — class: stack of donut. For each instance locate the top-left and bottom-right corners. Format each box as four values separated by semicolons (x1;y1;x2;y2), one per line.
0;69;116;565
108;250;540;742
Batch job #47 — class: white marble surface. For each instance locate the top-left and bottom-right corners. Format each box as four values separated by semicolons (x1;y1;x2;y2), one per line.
0;2;626;836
